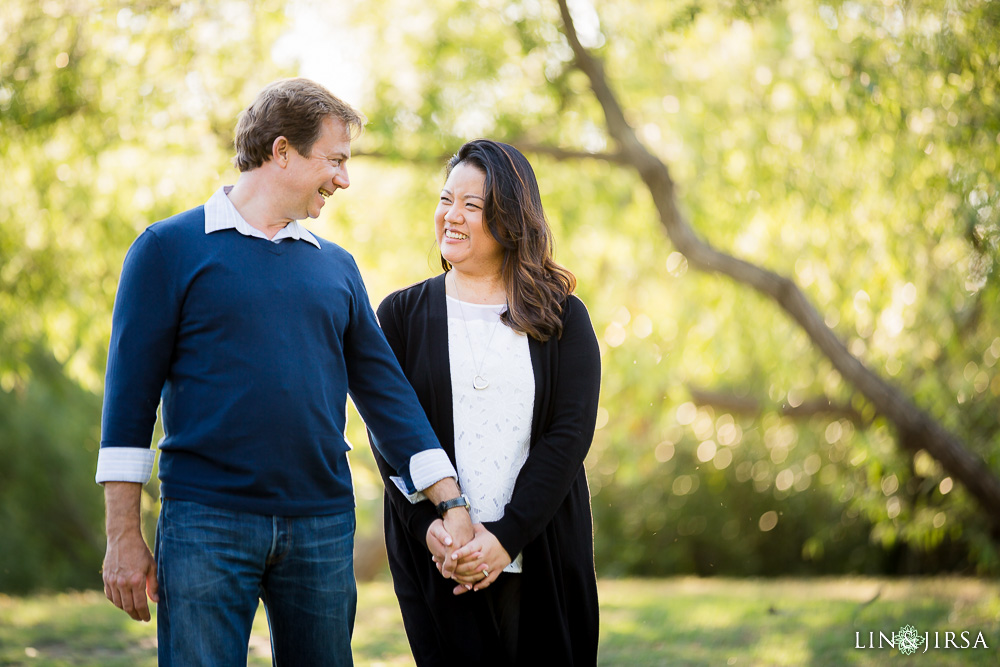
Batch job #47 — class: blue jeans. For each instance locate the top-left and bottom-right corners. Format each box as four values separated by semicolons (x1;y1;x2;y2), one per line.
154;498;357;666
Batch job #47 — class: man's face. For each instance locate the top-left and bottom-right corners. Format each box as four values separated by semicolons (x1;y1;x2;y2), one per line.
283;116;351;221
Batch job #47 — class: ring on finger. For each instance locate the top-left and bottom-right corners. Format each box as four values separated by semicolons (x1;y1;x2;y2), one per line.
482;567;490;578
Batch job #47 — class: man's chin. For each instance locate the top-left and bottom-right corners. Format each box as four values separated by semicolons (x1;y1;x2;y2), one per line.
310;201;328;218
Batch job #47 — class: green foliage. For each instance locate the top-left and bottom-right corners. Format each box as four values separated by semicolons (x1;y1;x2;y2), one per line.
0;349;104;593
1;0;290;394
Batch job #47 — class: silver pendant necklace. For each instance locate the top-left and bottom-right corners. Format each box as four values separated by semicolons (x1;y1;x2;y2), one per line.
452;272;505;390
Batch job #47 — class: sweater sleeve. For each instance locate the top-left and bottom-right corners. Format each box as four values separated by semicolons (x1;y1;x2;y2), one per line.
367;291;441;544
97;229;181;482
344;266;455;496
483;296;601;559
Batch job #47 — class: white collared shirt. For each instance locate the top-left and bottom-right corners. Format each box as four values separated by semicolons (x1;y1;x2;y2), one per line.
204;185;322;248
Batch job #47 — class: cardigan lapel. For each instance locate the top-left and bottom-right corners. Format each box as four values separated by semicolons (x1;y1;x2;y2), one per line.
426;273;456;460
528;334;546;451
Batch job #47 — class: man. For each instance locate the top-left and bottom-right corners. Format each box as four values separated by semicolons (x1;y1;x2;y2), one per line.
98;78;473;666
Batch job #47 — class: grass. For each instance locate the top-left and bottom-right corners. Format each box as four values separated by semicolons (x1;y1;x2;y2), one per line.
1;577;998;665
597;578;1000;665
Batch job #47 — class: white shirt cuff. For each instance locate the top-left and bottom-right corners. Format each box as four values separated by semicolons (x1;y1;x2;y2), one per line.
410;448;457;490
390;477;427;503
390;449;457;504
95;447;156;484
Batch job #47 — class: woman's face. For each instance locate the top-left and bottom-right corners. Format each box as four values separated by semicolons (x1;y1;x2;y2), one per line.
435;162;504;274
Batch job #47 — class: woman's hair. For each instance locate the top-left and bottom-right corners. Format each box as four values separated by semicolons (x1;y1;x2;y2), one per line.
233;78;366;172
442;139;576;342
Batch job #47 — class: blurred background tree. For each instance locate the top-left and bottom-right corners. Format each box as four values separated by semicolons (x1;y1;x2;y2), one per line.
2;0;997;592
0;0;290;592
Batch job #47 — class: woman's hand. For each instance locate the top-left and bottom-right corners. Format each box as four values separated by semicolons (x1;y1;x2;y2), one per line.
448;523;511;595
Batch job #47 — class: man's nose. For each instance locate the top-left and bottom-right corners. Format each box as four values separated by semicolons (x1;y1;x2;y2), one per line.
334;166;350;189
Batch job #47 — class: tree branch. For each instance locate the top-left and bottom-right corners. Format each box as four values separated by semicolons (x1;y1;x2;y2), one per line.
355;142;627;166
556;0;1000;525
687;386;867;425
353;148;453;165
510;141;629;165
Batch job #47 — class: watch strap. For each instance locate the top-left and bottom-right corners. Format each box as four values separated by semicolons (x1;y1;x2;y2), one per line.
436;495;470;517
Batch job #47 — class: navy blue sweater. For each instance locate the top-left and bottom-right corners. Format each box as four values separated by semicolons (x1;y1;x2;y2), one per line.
101;207;440;515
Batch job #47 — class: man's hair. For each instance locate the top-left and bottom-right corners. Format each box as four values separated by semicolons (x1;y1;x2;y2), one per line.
233;78;366;172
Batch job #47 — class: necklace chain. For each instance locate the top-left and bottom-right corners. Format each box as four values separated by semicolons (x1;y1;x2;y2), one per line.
451;272;505;390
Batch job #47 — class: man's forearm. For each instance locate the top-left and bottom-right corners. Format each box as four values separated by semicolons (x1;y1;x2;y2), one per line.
102;480;158;622
422;477;462;506
104;481;144;538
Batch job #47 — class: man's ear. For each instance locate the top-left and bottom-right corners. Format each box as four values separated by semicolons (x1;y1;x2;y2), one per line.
271;136;289;166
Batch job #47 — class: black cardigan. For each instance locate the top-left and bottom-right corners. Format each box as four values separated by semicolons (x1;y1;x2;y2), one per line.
369;272;601;666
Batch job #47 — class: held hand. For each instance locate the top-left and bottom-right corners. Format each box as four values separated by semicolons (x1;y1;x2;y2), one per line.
449;524;511;595
425;519;453;564
439;507;474;579
102;531;158;622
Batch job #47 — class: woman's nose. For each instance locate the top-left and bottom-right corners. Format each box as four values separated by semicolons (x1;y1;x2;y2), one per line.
444;204;462;223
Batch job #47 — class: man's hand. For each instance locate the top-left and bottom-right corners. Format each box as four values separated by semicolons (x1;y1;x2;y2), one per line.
422;476;474;578
102;482;158;622
439;507;474;578
426;519;452;565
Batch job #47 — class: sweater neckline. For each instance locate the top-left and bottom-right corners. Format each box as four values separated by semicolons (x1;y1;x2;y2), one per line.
243;233;293;256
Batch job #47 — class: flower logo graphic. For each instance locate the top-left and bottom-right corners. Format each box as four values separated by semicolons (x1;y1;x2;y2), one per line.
897;625;925;655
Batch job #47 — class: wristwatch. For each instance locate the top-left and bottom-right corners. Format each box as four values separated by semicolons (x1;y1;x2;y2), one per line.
436;494;471;517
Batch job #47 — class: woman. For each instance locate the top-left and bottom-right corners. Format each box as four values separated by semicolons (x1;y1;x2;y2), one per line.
369;139;601;666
